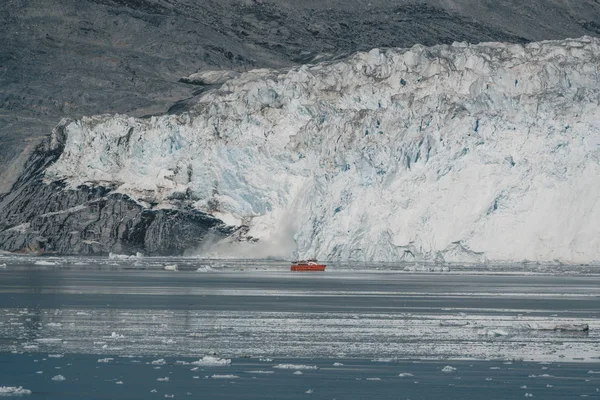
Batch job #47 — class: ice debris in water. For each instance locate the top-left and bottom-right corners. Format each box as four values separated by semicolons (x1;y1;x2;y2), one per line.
274;364;318;370
305;389;314;394
525;394;534;398
48;354;63;358
109;332;124;339
0;386;32;395
97;358;114;363
156;377;169;382
478;329;508;337
196;266;214;272
442;366;457;373
211;374;239;379
51;375;66;381
333;362;344;366
399;373;414;377
293;371;303;375
163;265;178;271
151;359;166;365
246;370;274;374
116;381;123;385
34;261;57;266
191;356;231;366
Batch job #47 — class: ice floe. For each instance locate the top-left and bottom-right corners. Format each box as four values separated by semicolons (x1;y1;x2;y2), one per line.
442;366;457;373
274;364;318;370
0;386;32;396
211;374;239;379
51;375;65;381
190;356;231;366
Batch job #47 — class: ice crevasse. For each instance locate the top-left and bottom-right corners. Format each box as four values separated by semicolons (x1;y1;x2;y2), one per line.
44;36;600;263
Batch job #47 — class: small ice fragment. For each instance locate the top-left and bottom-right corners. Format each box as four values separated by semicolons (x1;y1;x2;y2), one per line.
98;358;114;363
190;367;198;371
486;377;492;381
274;364;318;370
521;385;527;389
151;389;157;393
293;371;303;375
0;386;32;395
546;384;553;387
211;374;239;379
333;362;344;366
46;323;62;327
305;389;313;394
246;370;274;374
196;266;214;272
193;376;199;379
442;366;457;373
259;358;273;362
109;332;124;339
588;370;600;374
366;377;381;381
157;377;169;382
163;265;178;271
525;394;533;398
399;373;414;377
151;359;166;365
116;381;123;385
36;371;43;374
51;375;66;381
48;354;63;358
165;395;174;399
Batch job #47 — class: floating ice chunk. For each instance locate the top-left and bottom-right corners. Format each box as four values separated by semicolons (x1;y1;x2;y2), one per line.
274;364;318;370
293;371;303;375
34;261;57;266
116;381;123;385
97;358;114;363
588;370;600;374
478;329;508;337
48;354;63;358
0;263;6;268
439;320;470;327
151;359;166;365
35;371;43;374
109;332;124;339
305;389;313;394
441;366;457;373
528;374;553;378
156;377;169;382
35;338;62;343
175;361;189;365
22;345;38;350
333;362;344;366
196;266;214;272
259;358;273;362
162;339;176;344
520;323;589;332
164;395;174;399
398;373;414;377
371;358;395;363
151;389;157;393
525;394;533;398
51;375;65;381
211;374;239;379
366;377;381;381
108;253;133;260
246;370;274;374
0;386;32;395
191;356;231;366
163;265;178;271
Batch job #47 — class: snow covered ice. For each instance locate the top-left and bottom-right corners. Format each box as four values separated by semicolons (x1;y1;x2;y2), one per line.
42;37;600;263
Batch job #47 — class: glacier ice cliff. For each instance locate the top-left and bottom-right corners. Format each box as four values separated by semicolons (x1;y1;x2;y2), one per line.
1;37;599;262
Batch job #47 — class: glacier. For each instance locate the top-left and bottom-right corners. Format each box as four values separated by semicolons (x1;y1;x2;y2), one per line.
4;37;600;262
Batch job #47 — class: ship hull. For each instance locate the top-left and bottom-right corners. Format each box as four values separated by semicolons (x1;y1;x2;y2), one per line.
290;264;326;272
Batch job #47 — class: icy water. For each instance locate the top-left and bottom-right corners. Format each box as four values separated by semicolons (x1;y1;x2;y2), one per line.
0;257;599;399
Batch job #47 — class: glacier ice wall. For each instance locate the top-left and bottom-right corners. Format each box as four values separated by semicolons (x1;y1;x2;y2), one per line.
43;37;600;262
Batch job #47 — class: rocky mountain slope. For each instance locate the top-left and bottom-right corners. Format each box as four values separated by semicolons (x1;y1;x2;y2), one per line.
2;0;600;194
1;36;598;262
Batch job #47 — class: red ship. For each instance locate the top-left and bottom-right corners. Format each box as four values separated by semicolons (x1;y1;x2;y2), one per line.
290;259;326;272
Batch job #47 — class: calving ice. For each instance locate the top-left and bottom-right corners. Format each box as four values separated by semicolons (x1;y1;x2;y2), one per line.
1;37;599;263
